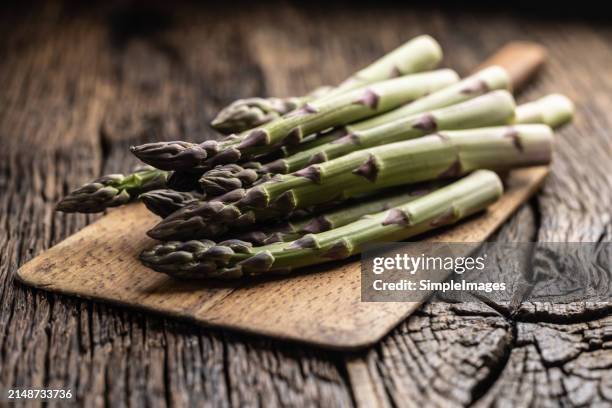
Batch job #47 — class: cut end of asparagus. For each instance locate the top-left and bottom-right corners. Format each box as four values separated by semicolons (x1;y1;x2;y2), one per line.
418;35;443;63
470;65;512;94
380;35;443;78
515;94;575;128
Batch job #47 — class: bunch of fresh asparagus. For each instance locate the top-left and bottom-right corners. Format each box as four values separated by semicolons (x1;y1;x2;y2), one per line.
56;35;575;280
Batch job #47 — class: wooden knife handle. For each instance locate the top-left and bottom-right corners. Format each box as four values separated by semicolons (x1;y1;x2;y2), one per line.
475;42;547;92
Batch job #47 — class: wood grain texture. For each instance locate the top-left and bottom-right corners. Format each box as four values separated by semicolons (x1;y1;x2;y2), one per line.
16;167;549;349
2;2;611;406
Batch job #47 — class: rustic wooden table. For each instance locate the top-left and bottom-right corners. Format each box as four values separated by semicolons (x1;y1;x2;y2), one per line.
1;2;611;406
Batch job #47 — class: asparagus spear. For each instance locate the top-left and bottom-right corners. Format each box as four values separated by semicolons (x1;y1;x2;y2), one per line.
223;65;509;163
235;185;439;245
56;167;168;213
345;65;511;132
130;69;460;171
261;89;516;173
210;87;331;134
211;96;305;135
210;35;442;134
199;90;572;196
197;88;516;200
199;162;264;196
322;35;443;99
140;190;204;218
199;88;514;195
140;170;503;279
56;92;572;214
148;124;553;240
264;66;510;167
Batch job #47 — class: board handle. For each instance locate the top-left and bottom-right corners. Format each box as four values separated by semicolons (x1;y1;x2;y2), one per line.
475;41;547;91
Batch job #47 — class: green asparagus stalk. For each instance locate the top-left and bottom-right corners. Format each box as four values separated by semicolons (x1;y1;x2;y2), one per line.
56;167;168;213
131;69;460;171
199;67;511;195
148;124;553;241
140;190;204;218
318;35;443;100
56;92;572;214
198;89;515;195
235;184;439;245
210;35;442;134
200;90;573;196
514;94;575;127
140;170;503;279
347;65;511;132
265;66;510;162
262;89;516;173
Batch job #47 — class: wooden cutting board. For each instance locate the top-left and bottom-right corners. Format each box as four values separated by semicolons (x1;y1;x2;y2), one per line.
16;167;548;350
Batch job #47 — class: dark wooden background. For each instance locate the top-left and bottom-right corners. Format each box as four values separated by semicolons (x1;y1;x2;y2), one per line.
1;1;611;406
